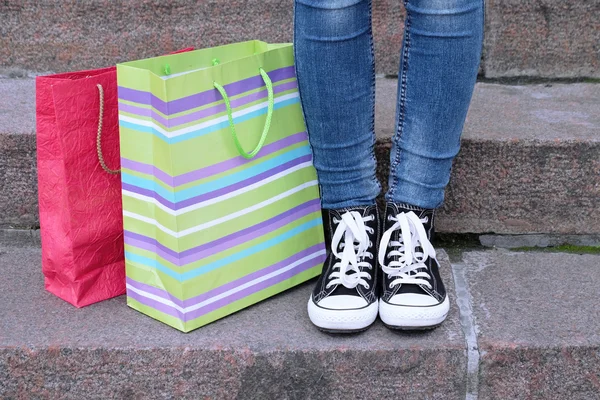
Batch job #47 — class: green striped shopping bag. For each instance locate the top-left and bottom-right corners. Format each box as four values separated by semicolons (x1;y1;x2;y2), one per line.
117;41;325;332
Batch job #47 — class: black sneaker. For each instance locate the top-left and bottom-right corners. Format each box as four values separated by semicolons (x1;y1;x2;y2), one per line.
307;205;380;332
378;202;449;329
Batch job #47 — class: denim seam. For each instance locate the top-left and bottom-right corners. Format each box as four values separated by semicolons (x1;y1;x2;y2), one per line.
388;0;411;200
293;3;324;206
367;0;381;196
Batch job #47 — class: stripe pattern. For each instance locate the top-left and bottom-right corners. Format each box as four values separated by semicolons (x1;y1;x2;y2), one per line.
117;48;325;332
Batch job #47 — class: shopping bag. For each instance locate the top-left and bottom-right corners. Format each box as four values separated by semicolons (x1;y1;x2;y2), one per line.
117;41;326;332
36;48;194;307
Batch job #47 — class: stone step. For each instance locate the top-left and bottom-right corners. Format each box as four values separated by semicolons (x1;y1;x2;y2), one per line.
1;77;598;234
2;243;599;399
1;0;598;78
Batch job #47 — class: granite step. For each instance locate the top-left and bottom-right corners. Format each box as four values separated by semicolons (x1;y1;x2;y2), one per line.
1;0;598;78
1;242;599;399
0;77;598;234
0;246;467;399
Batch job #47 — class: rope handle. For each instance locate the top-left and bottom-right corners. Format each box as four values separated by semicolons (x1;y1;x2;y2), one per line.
96;84;120;174
213;68;274;159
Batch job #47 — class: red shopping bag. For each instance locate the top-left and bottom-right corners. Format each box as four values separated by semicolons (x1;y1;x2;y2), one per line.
36;48;194;307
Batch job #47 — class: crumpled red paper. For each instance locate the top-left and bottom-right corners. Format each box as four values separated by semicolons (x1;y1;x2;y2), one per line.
36;48;194;307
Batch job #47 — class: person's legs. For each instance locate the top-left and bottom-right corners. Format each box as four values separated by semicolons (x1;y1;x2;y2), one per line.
380;0;484;329
387;0;484;208
294;0;380;210
295;0;380;332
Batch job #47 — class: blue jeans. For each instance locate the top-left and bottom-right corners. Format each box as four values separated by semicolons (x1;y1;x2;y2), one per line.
294;0;484;209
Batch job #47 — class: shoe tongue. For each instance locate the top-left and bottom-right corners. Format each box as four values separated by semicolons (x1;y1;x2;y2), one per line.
384;203;434;295
386;203;434;241
331;204;375;220
326;205;378;298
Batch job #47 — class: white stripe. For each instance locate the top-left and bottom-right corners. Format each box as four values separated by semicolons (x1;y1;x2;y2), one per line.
119;92;299;138
123;161;314;216
126;249;326;314
123;180;319;238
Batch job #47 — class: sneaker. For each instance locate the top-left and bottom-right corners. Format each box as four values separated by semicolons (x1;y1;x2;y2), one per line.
378;203;449;329
307;205;380;333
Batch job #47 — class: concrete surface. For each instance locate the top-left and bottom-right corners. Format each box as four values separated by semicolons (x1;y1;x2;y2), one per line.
0;228;40;247
0;78;37;228
483;0;600;78
377;80;600;234
3;241;600;398
1;0;599;78
375;79;600;141
479;234;600;248
1;77;599;233
0;246;467;399
460;250;600;400
0;0;405;77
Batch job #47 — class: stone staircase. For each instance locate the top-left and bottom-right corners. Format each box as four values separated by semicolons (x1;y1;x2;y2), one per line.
1;244;599;399
1;77;598;234
1;1;598;78
1;1;599;399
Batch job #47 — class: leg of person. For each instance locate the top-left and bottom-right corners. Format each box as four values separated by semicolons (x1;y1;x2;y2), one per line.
294;0;380;332
379;0;484;329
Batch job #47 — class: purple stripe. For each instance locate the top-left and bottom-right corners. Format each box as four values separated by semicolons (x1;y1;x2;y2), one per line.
126;243;324;308
122;183;174;209
176;154;312;208
128;289;183;320
118;66;296;116
183;256;324;322
124;199;322;266
120;159;173;186
125;237;176;259
122;153;313;211
127;246;326;321
121;131;308;187
119;81;298;128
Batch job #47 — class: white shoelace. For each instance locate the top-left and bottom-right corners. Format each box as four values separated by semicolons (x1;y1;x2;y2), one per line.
378;211;436;289
327;211;374;290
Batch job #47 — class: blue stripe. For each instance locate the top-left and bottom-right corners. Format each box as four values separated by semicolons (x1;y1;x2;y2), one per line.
119;97;300;144
121;146;312;202
124;218;323;282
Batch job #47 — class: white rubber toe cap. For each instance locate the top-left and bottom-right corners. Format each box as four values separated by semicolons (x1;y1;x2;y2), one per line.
388;293;439;306
308;296;378;332
317;295;369;309
379;296;450;329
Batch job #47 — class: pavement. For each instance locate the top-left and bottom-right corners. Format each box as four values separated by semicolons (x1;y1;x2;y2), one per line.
1;241;599;399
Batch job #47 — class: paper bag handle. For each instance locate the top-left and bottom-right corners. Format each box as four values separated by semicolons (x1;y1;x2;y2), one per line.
96;84;120;174
213;68;274;159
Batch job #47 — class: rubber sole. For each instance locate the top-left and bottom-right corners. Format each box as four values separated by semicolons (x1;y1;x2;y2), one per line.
383;322;444;331
317;325;374;334
379;296;450;330
307;297;378;333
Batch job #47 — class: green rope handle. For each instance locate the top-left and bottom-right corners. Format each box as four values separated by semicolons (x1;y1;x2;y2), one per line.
213;68;274;159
